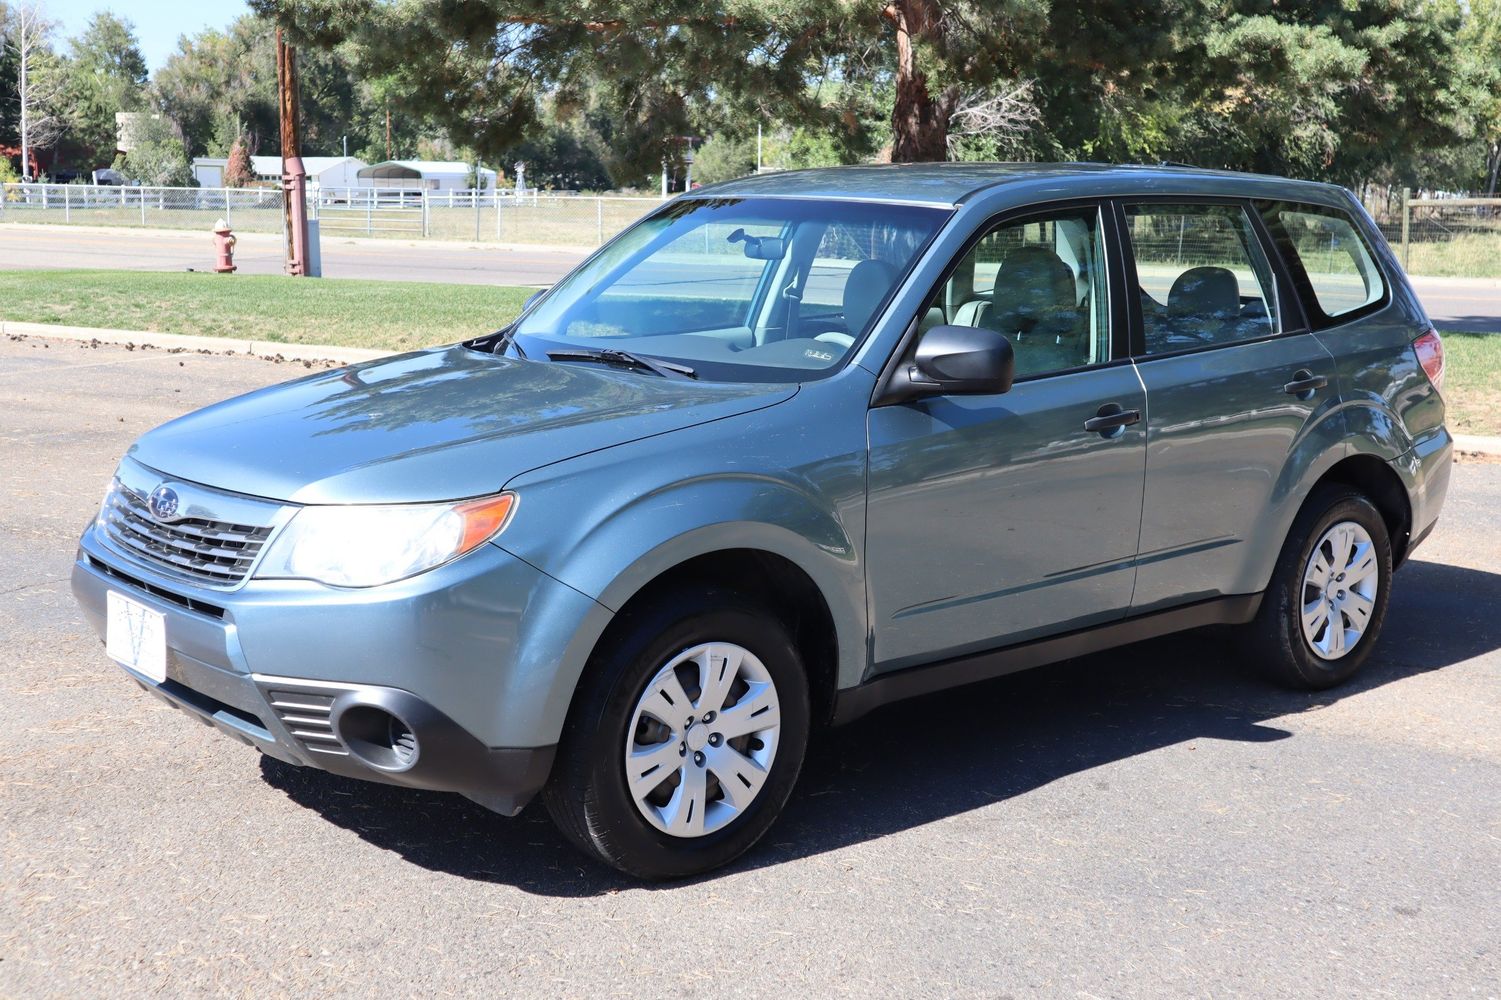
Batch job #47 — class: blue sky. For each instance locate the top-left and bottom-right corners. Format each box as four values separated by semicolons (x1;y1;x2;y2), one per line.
44;0;251;72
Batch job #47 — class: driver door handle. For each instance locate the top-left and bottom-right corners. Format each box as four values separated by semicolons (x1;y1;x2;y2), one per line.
1083;403;1141;437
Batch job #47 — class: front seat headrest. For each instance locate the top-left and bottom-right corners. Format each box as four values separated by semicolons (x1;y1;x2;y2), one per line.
842;258;899;336
989;245;1077;339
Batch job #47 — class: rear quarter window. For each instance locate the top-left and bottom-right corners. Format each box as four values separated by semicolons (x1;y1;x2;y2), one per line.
1261;204;1387;323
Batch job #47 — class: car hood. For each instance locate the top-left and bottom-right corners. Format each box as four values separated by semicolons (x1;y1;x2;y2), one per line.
127;346;798;504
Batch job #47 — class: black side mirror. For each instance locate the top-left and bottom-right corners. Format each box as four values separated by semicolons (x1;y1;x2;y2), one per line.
881;325;1015;404
523;289;546;311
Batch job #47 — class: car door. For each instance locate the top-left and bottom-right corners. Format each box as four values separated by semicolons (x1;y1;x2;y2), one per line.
865;202;1147;671
1117;198;1338;613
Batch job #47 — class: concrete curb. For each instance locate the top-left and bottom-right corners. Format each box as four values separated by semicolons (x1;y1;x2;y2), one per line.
1409;275;1501;290
1;319;394;365
1454;434;1501;457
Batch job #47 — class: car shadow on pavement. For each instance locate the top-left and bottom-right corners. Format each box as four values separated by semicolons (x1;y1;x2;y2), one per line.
256;557;1500;896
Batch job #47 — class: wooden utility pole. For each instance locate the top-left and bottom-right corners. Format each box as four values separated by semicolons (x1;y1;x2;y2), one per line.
275;28;311;275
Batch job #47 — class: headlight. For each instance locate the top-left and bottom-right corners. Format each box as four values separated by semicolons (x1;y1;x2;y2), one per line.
255;493;516;588
97;477;120;528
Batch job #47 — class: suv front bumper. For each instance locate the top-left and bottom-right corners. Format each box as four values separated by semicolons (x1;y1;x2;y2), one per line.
69;524;583;815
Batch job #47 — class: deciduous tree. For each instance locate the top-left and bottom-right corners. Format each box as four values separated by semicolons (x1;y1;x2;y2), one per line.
5;0;65;178
116;113;191;185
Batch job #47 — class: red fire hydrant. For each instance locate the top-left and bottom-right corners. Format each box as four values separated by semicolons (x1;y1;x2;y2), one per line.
212;218;237;274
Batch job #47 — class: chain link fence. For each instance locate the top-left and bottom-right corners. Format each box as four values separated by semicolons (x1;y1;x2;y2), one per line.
0;183;287;235
0;183;663;249
8;182;1499;277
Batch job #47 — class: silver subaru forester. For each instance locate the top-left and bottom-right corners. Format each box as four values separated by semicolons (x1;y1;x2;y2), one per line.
73;164;1451;878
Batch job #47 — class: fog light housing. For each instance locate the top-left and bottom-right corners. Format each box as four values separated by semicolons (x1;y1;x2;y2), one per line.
337;704;419;771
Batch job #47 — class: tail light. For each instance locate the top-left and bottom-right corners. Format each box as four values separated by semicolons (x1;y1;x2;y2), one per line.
1413;329;1444;393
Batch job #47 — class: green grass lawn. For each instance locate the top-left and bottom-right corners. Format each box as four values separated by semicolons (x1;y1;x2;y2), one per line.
1400;235;1501;280
0;269;531;352
1443;332;1501;437
2;268;1496;435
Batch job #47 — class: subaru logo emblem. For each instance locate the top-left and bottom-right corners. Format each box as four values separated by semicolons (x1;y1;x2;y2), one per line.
148;485;181;521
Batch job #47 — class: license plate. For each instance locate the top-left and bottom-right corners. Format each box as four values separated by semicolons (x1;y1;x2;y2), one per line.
106;591;167;683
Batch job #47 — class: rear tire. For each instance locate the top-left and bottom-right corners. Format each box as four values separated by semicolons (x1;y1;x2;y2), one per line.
543;587;811;880
1244;487;1393;690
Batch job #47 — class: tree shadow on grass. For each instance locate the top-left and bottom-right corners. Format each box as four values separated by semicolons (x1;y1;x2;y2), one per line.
257;557;1500;897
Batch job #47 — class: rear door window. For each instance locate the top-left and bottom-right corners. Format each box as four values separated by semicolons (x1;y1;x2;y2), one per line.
1261;205;1385;321
1123;203;1282;354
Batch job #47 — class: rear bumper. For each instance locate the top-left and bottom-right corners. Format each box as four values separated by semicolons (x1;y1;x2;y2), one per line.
1391;425;1452;563
70;529;567;815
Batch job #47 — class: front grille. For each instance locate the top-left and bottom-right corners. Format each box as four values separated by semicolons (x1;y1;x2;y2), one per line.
100;484;273;587
87;557;226;618
263;687;347;758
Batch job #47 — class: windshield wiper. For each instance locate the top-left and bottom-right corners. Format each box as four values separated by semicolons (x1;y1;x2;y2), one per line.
547;347;697;379
502;330;527;359
470;326;526;359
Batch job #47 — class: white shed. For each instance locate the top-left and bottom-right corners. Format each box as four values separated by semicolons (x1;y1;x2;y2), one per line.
191;158;227;188
357;160;499;192
251;156;368;189
191;155;368;189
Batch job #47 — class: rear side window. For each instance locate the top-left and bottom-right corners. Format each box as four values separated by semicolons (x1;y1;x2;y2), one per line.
1264;206;1385;320
1123;203;1281;354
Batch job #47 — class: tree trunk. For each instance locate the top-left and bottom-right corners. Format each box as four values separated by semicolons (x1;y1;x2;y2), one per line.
18;14;30;180
885;0;952;163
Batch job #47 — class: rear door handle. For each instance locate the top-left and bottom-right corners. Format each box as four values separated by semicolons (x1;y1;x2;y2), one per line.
1083;403;1141;437
1283;370;1328;398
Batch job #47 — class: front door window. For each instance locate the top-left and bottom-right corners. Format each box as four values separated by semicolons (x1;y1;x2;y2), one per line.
918;206;1111;379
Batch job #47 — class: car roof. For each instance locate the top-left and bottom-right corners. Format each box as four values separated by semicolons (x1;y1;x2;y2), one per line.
688;162;1346;208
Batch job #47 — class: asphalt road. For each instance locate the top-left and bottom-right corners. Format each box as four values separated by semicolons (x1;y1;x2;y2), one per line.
2;335;1499;998
0;224;583;287
1;223;1499;331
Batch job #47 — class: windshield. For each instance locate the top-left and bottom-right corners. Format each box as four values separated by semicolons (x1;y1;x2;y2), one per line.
508;197;949;383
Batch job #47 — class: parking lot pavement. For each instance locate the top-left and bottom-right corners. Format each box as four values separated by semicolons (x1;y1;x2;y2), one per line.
2;334;1498;999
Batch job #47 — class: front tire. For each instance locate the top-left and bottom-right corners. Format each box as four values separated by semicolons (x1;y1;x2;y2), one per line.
543;587;811;879
1244;487;1393;690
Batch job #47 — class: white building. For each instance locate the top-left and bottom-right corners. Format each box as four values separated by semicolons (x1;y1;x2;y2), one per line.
357;160;499;192
191;155;367;189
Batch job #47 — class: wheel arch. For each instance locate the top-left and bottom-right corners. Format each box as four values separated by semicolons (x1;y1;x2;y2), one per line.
592;547;843;726
1306;453;1413;565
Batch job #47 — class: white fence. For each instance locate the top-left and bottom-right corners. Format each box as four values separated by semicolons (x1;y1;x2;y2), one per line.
0;183;664;247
